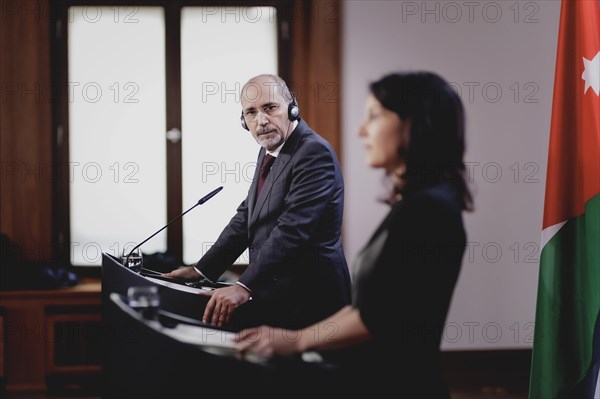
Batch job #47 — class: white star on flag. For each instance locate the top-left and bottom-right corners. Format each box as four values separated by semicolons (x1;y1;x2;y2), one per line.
582;51;599;95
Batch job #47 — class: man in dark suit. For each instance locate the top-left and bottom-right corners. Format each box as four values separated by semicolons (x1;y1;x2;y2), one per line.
165;74;351;329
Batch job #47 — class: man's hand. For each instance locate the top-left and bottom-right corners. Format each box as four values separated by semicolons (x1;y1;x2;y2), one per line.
162;266;201;281
202;284;251;327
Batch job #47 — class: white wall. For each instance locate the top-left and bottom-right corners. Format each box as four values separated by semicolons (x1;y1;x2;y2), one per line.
341;0;561;350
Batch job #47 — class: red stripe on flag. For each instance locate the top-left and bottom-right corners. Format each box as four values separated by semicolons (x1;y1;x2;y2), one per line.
543;0;600;230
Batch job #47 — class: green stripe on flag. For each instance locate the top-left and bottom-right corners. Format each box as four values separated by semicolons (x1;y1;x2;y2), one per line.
530;193;600;398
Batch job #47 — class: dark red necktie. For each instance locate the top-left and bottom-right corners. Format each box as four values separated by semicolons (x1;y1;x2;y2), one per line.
256;154;275;199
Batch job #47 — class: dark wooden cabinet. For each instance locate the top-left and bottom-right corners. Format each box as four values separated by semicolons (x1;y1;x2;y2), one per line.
0;311;4;386
0;279;101;393
46;310;102;374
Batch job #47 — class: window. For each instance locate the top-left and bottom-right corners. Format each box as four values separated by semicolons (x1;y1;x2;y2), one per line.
180;7;277;264
56;2;283;266
68;6;167;265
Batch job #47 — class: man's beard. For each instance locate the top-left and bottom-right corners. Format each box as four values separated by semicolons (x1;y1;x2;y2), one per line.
257;131;283;151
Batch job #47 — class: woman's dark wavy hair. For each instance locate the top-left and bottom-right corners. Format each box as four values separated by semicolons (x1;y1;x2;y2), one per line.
370;71;473;211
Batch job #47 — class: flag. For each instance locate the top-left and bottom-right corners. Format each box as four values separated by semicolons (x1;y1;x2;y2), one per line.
529;0;600;398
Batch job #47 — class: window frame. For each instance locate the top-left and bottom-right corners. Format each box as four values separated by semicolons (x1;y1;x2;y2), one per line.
52;0;293;268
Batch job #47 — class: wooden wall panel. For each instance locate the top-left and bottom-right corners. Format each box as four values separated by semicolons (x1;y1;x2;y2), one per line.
289;0;341;161
0;0;53;261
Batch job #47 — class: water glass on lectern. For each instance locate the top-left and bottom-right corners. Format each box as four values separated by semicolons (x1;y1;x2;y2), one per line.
122;247;143;272
127;286;160;319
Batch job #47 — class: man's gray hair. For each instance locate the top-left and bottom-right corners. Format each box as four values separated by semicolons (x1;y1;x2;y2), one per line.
242;74;294;103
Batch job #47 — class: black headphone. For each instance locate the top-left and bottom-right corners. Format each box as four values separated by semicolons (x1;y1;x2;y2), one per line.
240;95;300;131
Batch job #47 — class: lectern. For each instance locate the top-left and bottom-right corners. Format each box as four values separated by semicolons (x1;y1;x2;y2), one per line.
101;253;212;320
101;253;338;398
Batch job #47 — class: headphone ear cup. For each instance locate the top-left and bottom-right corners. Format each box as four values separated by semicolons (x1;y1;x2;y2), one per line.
240;112;249;130
288;102;300;122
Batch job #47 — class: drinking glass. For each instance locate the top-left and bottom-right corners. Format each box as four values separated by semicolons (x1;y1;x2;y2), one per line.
127;286;160;319
122;247;143;272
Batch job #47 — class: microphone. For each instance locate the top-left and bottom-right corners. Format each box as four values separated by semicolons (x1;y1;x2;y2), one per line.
124;186;223;270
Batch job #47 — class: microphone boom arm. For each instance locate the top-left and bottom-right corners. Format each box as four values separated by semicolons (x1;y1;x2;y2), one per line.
125;186;224;266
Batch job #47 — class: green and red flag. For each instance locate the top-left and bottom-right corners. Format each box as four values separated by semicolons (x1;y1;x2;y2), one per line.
529;0;600;398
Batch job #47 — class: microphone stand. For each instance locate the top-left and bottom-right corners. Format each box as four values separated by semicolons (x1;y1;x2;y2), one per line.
124;186;223;271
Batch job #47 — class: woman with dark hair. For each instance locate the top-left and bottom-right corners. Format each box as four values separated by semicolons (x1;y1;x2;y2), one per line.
235;71;472;398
